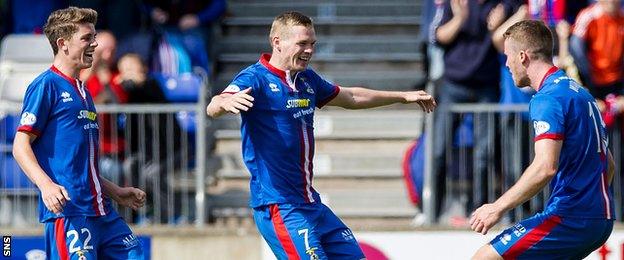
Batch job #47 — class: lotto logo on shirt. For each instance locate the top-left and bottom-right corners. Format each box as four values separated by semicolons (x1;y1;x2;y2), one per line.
286;98;310;109
77;110;97;121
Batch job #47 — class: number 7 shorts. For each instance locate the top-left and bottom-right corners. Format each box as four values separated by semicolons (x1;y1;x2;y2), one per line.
44;210;144;260
254;202;365;260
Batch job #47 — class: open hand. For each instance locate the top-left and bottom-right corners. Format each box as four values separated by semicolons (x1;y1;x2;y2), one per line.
114;187;146;210
222;88;254;114
451;0;469;22
404;90;437;113
487;4;506;31
40;181;71;214
469;203;503;235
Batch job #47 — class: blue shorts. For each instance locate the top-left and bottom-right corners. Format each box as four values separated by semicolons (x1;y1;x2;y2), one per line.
490;212;613;259
44;210;144;260
254;202;365;260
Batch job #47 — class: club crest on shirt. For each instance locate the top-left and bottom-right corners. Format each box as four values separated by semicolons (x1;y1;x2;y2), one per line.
533;120;550;135
20;112;37;126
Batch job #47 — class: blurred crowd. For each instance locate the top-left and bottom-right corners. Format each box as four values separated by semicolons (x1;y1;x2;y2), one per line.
0;0;226;224
415;0;624;225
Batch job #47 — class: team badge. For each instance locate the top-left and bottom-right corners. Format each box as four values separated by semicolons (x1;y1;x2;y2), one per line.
533;121;550;135
20;112;37;126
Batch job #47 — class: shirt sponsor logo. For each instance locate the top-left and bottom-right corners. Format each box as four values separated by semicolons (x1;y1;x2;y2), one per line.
293;107;314;119
78;110;97;121
20;112;37;126
533;120;550;135
61;91;73;102
286;98;310;109
223;84;240;93
269;83;280;92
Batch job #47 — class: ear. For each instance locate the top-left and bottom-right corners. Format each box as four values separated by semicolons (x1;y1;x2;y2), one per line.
272;36;281;52
56;37;68;52
519;50;529;65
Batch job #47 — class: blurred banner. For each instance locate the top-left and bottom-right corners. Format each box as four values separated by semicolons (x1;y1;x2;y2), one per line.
262;231;624;259
2;235;151;259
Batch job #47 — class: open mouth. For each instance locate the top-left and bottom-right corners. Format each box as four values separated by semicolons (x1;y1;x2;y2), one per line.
298;56;310;62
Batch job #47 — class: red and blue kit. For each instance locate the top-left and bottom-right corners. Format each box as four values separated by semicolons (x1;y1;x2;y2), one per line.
490;68;614;259
18;66;143;259
224;54;364;259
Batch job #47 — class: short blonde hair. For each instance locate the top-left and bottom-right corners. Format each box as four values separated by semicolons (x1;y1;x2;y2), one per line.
503;20;553;62
269;11;313;42
44;7;98;55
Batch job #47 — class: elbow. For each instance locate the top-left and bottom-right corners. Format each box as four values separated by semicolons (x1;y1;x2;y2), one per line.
541;164;558;179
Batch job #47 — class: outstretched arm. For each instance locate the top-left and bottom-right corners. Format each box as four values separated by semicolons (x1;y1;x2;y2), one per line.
101;178;146;210
326;87;436;112
470;139;562;235
13;131;71;215
206;88;254;118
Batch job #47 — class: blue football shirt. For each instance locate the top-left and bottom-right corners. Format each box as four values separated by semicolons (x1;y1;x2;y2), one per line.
223;54;340;207
530;67;613;219
17;66;111;222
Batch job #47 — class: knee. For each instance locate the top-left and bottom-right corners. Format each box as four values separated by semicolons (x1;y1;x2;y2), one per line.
472;244;502;260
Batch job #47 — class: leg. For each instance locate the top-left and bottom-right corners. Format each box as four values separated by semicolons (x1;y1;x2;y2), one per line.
96;211;145;259
316;204;365;259
472;85;500;210
433;80;474;220
472;244;502;260
253;204;328;260
44;217;97;260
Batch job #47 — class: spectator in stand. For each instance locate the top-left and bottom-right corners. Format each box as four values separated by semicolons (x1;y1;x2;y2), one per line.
3;0;65;35
145;0;227;73
117;53;184;224
81;30;128;183
570;0;624;124
528;0;590;27
67;0;146;42
431;0;513;224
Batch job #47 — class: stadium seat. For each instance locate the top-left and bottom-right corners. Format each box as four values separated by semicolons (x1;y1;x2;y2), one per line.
176;111;196;133
0;34;53;103
0;70;45;102
152;72;203;103
0;34;53;63
0;115;19;143
0;153;31;189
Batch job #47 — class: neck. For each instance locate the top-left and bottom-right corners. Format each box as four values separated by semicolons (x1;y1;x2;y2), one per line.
268;53;298;78
53;57;80;79
528;61;555;91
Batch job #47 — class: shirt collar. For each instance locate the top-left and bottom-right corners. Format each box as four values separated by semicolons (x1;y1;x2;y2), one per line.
50;65;77;88
537;66;559;91
259;53;286;81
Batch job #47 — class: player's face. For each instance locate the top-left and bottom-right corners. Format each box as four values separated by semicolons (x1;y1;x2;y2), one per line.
64;23;97;70
278;25;316;72
503;39;530;87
